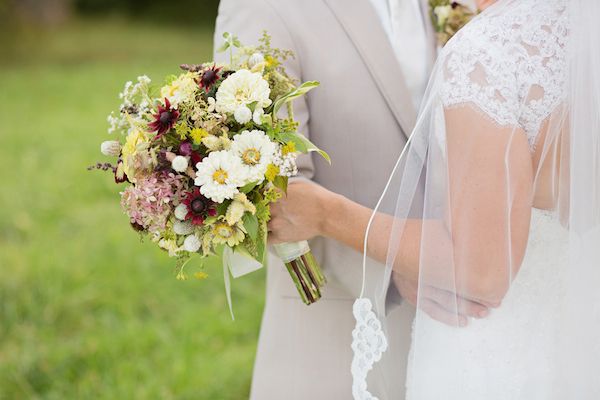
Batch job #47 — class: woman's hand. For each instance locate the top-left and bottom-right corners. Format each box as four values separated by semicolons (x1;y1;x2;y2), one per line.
268;180;338;244
393;273;491;327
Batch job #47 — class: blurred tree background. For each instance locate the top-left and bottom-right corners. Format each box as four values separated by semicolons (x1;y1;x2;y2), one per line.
0;1;266;399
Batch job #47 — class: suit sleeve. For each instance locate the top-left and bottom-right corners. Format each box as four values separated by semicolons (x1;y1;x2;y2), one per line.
214;0;315;180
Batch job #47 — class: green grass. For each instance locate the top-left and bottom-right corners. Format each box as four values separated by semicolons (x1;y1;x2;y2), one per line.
0;18;264;400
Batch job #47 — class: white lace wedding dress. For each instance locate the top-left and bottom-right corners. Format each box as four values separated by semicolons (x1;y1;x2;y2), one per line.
406;0;572;399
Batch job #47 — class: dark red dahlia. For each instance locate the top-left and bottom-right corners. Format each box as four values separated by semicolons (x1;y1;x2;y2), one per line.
149;98;180;139
181;188;217;226
198;65;222;92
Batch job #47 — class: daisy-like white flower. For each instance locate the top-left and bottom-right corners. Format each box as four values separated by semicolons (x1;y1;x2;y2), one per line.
194;151;246;203
215;69;272;115
160;72;198;108
231;130;276;184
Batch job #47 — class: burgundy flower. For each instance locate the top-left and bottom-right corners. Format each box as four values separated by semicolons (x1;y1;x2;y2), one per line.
149;98;180;139
181;188;217;226
190;151;203;166
199;65;222;92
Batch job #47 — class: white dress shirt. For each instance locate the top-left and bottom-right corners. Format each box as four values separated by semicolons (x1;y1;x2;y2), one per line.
368;0;428;110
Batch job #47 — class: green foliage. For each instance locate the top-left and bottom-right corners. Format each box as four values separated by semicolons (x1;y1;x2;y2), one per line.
0;19;263;400
278;132;331;164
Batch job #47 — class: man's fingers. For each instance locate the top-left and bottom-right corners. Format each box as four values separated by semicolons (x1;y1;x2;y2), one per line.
419;298;468;327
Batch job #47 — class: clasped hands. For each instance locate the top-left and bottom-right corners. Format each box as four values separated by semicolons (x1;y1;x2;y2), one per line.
268;180;492;327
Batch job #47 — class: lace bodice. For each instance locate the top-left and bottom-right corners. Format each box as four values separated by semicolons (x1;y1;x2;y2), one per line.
441;0;569;150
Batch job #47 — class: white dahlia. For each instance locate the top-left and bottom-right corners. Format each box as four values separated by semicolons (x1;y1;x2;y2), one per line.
171;156;189;173
231;130;276;184
194;150;245;203
215;69;272;114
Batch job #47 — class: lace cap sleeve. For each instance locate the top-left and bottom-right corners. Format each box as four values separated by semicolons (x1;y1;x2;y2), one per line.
440;0;568;150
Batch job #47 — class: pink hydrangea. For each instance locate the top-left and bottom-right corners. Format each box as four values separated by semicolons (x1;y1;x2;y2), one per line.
121;172;189;234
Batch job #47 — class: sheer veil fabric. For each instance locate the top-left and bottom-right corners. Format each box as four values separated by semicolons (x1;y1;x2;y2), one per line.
354;0;600;398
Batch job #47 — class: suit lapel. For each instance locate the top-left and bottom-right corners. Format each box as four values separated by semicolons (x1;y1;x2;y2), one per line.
323;0;416;138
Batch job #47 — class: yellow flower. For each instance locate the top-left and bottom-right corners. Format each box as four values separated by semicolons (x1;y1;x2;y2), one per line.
190;128;209;145
265;55;280;68
211;220;246;247
226;193;256;225
160;72;198;108
194;271;209;280
175;122;190;140
281;142;296;156
265;164;280;182
121;129;149;182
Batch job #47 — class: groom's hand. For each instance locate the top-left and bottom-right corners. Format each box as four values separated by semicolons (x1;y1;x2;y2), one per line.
393;273;490;327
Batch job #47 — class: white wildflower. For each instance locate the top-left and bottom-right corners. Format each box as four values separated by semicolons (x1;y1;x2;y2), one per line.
100;140;121;157
248;52;265;68
173;220;195;236
174;203;189;221
234;105;253;124
252;108;264;125
171;156;189;173
273;144;299;177
183;234;201;253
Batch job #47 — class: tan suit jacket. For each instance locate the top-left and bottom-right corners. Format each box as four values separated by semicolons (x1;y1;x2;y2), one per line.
214;1;436;398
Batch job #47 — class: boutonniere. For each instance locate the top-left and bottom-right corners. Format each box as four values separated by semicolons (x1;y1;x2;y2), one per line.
429;1;478;46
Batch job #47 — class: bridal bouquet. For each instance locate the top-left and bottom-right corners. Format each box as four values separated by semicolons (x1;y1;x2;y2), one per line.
91;32;329;309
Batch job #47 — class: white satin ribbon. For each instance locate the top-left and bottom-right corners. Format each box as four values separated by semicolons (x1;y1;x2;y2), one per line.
222;247;264;320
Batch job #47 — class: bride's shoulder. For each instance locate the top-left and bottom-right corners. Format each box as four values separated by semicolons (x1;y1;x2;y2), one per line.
443;0;569;56
439;0;570;149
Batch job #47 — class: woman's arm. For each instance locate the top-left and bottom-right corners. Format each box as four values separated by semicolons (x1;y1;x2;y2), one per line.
269;109;534;306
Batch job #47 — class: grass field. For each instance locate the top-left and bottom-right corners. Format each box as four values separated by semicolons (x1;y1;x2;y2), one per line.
0;18;264;400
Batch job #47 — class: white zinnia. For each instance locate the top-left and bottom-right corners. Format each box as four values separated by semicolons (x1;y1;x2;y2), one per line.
231;130;276;184
183;234;201;253
194;150;246;203
174;203;188;221
234;105;253;124
216;69;272;115
171;156;189;173
100;140;121;157
173;220;194;236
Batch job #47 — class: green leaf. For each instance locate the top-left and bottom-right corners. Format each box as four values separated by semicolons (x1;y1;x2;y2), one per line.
272;81;320;114
240;181;258;194
242;213;259;241
272;175;288;194
279;132;331;164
